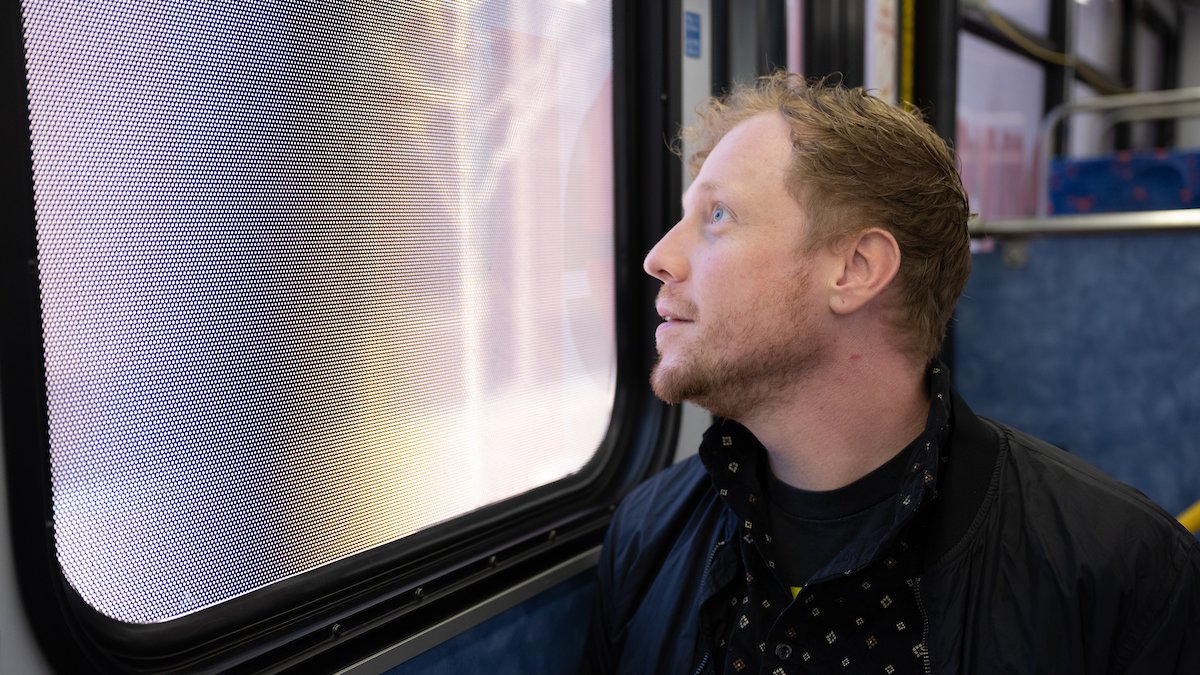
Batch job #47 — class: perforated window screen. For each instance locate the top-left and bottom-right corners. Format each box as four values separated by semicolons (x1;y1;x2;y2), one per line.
22;0;615;624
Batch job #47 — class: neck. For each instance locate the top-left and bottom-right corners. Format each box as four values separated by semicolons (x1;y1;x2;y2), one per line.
738;350;929;492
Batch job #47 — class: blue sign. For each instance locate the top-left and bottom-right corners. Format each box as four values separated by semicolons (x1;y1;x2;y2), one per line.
685;11;701;59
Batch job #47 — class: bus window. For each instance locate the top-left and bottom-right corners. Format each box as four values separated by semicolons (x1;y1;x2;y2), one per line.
2;0;673;670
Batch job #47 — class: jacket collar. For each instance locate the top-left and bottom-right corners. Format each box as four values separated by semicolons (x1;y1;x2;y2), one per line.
920;391;1002;568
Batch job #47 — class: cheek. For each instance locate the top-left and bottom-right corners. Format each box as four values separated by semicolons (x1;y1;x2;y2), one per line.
694;246;799;310
699;254;753;290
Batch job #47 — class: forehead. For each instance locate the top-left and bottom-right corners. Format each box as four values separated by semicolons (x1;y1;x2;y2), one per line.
690;112;793;198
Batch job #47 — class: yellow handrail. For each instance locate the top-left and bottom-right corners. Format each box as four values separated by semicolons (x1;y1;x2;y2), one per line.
1178;500;1200;534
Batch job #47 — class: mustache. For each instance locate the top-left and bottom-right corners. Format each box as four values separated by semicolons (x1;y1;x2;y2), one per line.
655;288;699;319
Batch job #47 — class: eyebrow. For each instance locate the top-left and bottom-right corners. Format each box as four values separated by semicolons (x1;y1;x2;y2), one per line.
680;180;723;209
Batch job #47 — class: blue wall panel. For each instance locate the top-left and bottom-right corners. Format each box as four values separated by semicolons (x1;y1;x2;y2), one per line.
387;571;594;674
954;231;1200;516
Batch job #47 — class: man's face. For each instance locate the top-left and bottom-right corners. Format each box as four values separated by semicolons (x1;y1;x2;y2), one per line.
643;113;832;420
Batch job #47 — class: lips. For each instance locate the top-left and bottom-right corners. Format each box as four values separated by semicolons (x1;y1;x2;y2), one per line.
654;303;694;344
656;313;694;334
655;302;695;324
654;292;698;342
658;313;693;323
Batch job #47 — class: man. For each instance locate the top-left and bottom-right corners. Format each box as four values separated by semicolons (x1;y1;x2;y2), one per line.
584;72;1200;674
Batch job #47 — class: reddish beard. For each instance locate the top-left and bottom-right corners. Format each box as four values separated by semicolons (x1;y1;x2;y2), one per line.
649;273;819;421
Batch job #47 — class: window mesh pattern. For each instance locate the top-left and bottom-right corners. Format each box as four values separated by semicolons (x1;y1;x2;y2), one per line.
22;0;615;623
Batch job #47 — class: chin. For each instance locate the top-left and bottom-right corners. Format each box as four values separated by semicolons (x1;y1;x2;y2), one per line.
649;360;690;406
649;371;684;405
650;361;726;413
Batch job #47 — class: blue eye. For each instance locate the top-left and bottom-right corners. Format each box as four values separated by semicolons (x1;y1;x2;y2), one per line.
711;205;726;223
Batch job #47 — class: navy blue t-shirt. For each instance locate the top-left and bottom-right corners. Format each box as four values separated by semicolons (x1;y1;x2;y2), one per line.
765;444;914;589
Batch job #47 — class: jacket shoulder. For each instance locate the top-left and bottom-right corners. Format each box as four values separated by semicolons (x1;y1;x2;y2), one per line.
998;421;1191;536
994;421;1200;669
927;417;1200;673
588;456;730;673
605;455;716;570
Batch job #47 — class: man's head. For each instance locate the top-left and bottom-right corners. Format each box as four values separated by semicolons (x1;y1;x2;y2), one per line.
644;73;970;416
682;72;972;360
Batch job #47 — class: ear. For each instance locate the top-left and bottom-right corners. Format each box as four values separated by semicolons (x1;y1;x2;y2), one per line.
827;228;901;316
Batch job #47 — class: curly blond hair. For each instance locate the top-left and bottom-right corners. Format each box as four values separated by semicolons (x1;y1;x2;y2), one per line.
680;72;972;362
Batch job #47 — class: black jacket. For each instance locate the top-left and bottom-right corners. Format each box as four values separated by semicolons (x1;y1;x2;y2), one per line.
585;393;1200;674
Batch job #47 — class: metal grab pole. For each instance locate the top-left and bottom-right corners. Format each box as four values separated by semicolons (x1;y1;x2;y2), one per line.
968;208;1200;236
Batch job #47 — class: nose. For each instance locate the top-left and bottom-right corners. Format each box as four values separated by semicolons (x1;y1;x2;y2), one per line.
642;221;688;284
